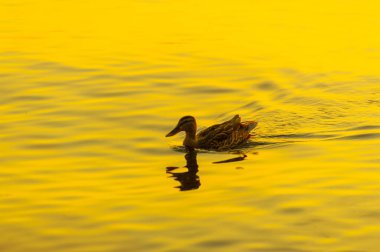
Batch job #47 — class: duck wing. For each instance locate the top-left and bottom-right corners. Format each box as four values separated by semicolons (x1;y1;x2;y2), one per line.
197;115;257;150
197;114;240;139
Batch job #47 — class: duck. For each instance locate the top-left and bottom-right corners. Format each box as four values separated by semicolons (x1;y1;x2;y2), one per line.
166;115;257;151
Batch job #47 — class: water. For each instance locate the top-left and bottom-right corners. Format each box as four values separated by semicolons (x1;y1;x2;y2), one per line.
1;1;380;251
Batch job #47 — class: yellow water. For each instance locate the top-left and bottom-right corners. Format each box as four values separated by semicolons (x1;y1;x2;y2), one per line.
1;1;380;251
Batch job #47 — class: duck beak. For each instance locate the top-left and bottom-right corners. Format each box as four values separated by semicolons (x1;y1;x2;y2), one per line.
166;125;181;137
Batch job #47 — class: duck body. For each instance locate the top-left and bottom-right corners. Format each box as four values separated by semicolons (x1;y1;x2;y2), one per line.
166;115;257;151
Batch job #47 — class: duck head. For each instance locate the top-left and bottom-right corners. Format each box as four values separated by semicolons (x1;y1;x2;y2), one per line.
166;116;197;148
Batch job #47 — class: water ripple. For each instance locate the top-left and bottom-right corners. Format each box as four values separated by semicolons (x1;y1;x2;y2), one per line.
335;133;380;140
26;61;99;73
21;139;105;150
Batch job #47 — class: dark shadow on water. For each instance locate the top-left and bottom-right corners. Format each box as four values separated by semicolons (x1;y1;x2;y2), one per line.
166;149;200;191
213;154;247;164
238;140;294;150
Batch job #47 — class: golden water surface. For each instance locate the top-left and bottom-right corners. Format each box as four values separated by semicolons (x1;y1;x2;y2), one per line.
1;1;380;251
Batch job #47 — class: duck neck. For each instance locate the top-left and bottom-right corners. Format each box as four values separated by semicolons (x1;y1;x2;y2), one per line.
184;129;197;149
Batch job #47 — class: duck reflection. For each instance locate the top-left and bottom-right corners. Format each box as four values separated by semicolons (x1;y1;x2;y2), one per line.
166;149;200;191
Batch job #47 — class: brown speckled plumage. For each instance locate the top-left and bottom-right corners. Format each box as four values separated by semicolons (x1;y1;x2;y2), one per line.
166;115;257;151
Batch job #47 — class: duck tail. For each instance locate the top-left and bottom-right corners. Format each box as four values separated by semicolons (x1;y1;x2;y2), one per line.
246;121;258;132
